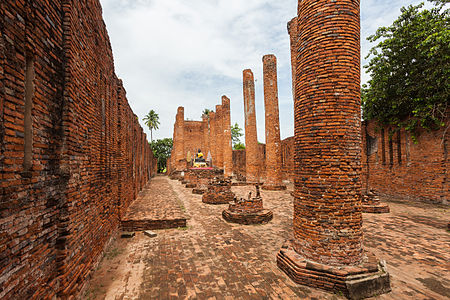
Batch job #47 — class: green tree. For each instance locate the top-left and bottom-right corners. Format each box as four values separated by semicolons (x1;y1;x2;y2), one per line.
202;108;212;117
233;142;245;150
362;1;449;140
150;138;173;173
231;122;244;148
143;110;160;142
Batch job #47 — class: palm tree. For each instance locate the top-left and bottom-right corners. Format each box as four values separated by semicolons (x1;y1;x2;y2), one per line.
202;108;212;117
143;110;160;142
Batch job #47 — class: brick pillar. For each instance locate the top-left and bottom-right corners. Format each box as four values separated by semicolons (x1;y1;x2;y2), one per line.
243;69;259;183
215;104;224;168
175;106;185;170
262;55;286;190
202;114;210;159
277;1;390;298
287;17;298;102
222;95;233;177
209;111;217;167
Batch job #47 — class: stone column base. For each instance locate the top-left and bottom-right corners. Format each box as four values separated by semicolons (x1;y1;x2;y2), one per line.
222;209;273;225
277;241;391;299
262;184;287;191
186;183;196;188
362;203;390;214
181;180;188;185
192;188;206;195
202;194;234;205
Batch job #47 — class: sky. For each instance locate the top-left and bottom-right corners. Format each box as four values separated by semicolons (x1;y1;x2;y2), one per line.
98;0;432;143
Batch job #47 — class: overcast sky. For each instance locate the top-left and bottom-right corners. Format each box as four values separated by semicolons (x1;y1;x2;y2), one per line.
99;0;430;143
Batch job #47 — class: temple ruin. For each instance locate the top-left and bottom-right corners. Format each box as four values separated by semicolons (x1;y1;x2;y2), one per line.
1;0;448;299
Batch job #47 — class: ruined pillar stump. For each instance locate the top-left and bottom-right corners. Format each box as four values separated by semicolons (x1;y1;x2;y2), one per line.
222;186;273;225
202;177;235;204
262;54;286;191
184;168;223;194
277;1;391;298
222;96;233;178
362;190;390;213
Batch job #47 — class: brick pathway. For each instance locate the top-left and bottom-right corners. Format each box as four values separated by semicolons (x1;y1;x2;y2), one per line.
86;177;449;299
121;176;187;231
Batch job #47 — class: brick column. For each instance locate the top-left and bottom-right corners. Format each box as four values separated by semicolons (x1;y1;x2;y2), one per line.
175;106;185;171
222;95;233;177
209;111;217;167
243;69;259;183
287;17;298;102
277;1;390;298
262;55;286;190
215;104;224;168
202;114;210;158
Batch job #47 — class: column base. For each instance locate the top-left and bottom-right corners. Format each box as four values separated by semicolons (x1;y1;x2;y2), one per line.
222;209;273;225
192;188;206;195
277;241;391;299
181;180;188;185
185;183;196;188
362;203;390;214
262;184;287;191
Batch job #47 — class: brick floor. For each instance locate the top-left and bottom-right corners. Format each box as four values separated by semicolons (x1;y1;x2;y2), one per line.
85;177;449;299
121;176;187;231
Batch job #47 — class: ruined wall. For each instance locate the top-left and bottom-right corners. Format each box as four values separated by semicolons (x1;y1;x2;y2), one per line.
281;137;295;181
183;121;205;160
362;120;449;204
0;1;156;298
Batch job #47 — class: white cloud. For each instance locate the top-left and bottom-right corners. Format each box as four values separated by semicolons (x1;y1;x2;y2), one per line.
99;0;428;142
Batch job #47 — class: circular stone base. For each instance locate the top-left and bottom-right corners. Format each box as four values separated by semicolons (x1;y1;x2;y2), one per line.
262;184;287;191
192;188;206;195
362;204;390;214
222;209;273;225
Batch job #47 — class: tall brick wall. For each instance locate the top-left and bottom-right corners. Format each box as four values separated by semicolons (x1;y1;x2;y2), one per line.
281;137;295;181
0;1;156;298
362;120;449;204
169;98;232;171
293;0;363;265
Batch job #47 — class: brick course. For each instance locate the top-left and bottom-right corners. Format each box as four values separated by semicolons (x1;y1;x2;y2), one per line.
0;1;156;298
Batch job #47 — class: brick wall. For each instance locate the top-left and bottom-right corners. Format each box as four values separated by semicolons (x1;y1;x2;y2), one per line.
0;1;156;298
362;120;449;204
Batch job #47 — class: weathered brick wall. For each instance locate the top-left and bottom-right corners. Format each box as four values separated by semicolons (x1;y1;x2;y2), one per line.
183;121;205;160
362;120;449;204
0;1;156;298
281;137;295;181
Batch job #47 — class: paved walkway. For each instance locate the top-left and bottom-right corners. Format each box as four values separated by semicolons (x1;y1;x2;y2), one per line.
121;176;187;231
85;176;449;299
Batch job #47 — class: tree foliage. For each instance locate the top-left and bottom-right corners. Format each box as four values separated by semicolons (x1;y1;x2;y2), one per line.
150;138;173;173
202;108;212;117
362;1;449;139
143;110;160;142
231;122;244;147
233;142;245;150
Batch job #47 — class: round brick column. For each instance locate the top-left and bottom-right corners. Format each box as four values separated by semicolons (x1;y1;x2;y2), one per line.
243;69;259;183
293;0;363;266
287;17;298;102
175;106;185;171
262;55;285;190
209;111;217;166
215;104;224;168
222;96;233;177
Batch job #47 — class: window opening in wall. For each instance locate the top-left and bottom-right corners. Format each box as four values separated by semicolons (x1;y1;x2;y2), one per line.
23;55;35;171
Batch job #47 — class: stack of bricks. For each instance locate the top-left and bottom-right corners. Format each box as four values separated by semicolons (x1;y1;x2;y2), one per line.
183;168;223;194
202;177;235;204
362;190;390;213
262;55;286;190
243;69;260;183
0;1;157;298
277;1;391;298
222;185;273;225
